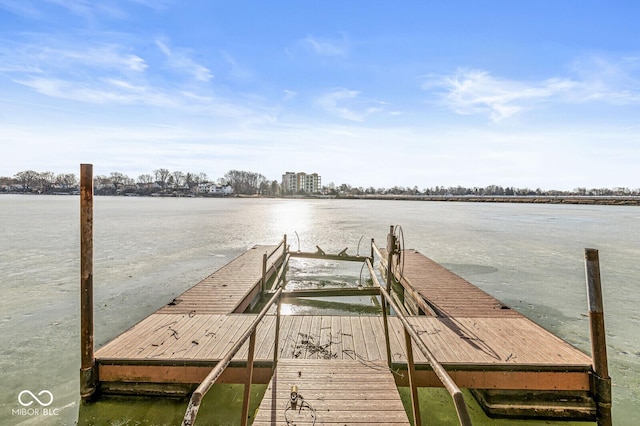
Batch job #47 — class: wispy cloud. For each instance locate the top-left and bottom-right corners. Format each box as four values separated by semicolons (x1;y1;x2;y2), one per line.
45;0;128;20
316;89;384;122
569;55;640;104
0;41;147;74
425;58;640;122
154;39;213;82
424;69;577;122
300;34;349;57
0;36;260;118
0;0;171;20
282;90;297;102
15;77;180;107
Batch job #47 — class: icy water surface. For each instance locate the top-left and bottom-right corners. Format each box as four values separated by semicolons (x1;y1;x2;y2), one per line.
1;195;639;425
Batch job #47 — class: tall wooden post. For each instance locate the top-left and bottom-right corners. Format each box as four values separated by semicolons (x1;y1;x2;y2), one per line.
584;248;612;426
80;164;96;400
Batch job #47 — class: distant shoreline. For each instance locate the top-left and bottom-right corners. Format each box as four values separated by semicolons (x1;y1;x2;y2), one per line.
4;192;640;206
331;194;640;205
337;195;640;206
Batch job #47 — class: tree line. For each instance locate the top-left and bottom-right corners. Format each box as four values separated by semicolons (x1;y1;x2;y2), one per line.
1;168;639;197
0;169;281;196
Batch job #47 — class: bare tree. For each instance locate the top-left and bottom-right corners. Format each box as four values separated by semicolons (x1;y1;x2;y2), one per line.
224;170;267;195
36;171;56;192
171;171;186;189
110;172;128;193
55;173;78;188
138;174;154;185
154;168;171;189
14;170;39;192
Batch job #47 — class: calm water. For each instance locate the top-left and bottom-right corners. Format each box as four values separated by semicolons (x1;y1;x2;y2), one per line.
1;195;638;425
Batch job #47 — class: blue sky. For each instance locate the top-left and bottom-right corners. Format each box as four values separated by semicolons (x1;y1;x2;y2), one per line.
1;1;639;190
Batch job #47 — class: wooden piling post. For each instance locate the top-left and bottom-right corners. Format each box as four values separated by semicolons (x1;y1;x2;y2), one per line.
80;164;96;400
584;248;612;426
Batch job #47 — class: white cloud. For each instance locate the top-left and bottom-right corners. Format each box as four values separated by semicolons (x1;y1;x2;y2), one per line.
300;35;348;57
15;77;178;106
569;55;640;104
0;37;260;116
155;39;213;82
282;90;297;101
0;41;147;75
316;89;384;122
425;69;577;122
426;59;640;122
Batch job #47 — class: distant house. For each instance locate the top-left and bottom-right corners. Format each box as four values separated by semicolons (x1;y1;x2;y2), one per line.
197;183;234;196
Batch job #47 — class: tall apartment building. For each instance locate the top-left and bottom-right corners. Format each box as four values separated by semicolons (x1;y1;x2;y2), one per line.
282;172;322;193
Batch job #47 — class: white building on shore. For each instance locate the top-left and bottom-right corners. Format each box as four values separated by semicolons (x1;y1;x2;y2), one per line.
197;183;234;196
282;172;322;194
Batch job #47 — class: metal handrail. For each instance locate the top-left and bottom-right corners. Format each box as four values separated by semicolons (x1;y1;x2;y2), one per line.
266;235;287;260
365;257;472;426
182;255;289;426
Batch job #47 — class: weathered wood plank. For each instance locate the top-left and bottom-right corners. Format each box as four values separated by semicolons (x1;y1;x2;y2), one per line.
156;245;282;315
253;359;410;425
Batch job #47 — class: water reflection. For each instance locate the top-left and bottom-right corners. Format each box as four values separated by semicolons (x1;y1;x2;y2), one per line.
249;257;381;315
267;200;313;248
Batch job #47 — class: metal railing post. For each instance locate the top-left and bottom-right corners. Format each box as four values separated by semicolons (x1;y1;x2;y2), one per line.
273;292;282;369
262;252;267;292
371;238;375;262
381;294;392;368
404;328;421;426
240;330;257;426
381;231;394;366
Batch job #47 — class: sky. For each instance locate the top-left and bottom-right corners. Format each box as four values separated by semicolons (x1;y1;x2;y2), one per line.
1;0;639;190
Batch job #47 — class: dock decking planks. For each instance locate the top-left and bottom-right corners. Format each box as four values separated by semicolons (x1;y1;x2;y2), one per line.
157;245;283;315
252;359;410;425
396;249;521;318
95;243;593;405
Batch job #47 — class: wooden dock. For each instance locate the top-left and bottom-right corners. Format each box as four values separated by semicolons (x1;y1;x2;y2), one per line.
252;359;410;425
85;237;606;424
